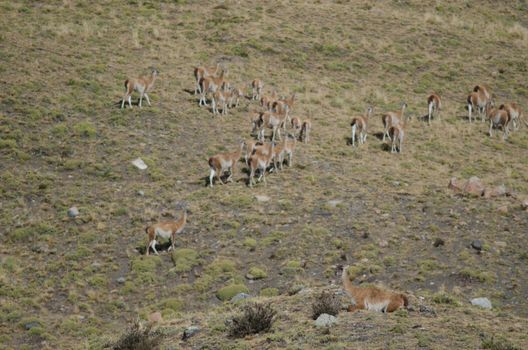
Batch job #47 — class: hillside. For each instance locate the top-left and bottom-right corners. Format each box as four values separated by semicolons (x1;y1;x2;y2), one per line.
1;1;528;349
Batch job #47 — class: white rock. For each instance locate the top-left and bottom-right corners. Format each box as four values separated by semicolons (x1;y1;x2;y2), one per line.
255;195;270;202
67;207;79;218
315;313;338;327
471;297;492;309
328;200;342;208
231;293;251;303
132;158;148;170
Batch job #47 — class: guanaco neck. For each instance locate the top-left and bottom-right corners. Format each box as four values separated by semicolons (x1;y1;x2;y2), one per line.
342;267;361;296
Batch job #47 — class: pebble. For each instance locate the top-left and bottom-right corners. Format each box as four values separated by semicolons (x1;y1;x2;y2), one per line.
116;277;126;284
471;240;483;252
67;206;79;218
132;158;148;170
231;293;251;303
24;321;41;330
255;195;270;202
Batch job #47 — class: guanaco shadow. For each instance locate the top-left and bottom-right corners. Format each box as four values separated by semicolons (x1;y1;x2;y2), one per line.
373;132;385;141
137;241;171;255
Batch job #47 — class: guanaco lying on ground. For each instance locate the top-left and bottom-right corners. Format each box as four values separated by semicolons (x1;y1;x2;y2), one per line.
337;264;408;313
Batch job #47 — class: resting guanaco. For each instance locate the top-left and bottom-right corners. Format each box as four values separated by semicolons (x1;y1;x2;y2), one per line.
208;141;244;187
145;209;187;256
121;68;159;109
382;103;407;141
351;106;372;147
427;94;441;125
338;265;409;313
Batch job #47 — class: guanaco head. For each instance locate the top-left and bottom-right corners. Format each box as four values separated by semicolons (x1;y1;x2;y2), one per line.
367;106;373;117
149;67;159;77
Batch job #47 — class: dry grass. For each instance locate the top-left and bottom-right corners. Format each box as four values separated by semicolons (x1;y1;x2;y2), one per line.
0;0;528;349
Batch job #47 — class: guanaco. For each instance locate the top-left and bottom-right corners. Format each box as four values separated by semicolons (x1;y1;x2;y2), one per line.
248;143;275;187
382;103;407;141
290;116;302;139
467;85;491;123
194;63;220;94
260;90;278;111
121;68;159;109
145;209;187;256
500;103;523;130
208;141;244;187
251;79;264;100
351;106;372;147
427;94;441;125
487;105;511;140
338;265;408;313
199;69;226;106
300;120;311;143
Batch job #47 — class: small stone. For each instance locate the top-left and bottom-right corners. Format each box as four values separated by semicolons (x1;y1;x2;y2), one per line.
255;195;270;202
67;206;79;218
521;199;528;210
315;313;338;328
132;158;148;170
433;238;445;247
328;200;342;208
116;277;126;284
483;185;506;199
230;293;251;303
497;205;508;214
182;326;200;340
471;240;483;252
471;297;492;309
24;321;41;330
378;240;389;248
148;311;162;323
137;190;145;196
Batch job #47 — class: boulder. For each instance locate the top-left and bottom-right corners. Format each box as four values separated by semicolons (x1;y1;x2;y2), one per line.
463;176;484;197
315;313;338;328
483;185;506;199
471;297;492;309
182;326;200;340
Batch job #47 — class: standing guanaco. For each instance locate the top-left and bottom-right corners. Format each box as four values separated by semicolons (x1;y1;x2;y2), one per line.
351;106;372;147
145;209;187;256
382;103;407;141
121;68;159;109
208;141;244;187
193;63;220;94
251;79;264;100
427;94;441;125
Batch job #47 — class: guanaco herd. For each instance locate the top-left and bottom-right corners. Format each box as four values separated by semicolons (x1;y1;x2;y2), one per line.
120;67;524;314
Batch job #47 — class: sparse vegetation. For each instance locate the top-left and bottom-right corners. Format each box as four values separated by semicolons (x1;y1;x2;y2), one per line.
229;303;277;338
110;320;165;350
312;291;341;320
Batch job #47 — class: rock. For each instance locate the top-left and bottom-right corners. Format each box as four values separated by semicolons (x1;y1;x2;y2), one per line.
255;194;270;202
448;177;464;193
182;326;200;340
328;200;342;208
361;232;369;239
67;206;79;218
521;199;528;210
24;321;41;330
471;240;483;252
116;277;126;284
483;185;506;199
288;284;304;296
230;293;251;303
378;240;389;248
148;311;162;323
314;313;338;328
471;297;492;309
31;244;49;254
132;158;148;170
497;205;508;214
433;238;445;247
137;190;145;196
463;176;484;197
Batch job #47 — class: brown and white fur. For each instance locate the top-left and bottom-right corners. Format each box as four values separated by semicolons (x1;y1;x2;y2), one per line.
487;106;511;140
253;111;285;142
500;103;523;130
145;210;187;255
351;106;372;147
260;90;278;111
382;103;407;141
228;87;244;108
194;63;220;95
290;116;302;139
248;142;275;187
199;69;226;106
388;124;404;153
427;93;441;125
300;120;311;143
121;68;159;109
339;265;408;313
243;139;260;166
212;90;228;115
251;79;264;100
467;85;491;123
208;141;244;187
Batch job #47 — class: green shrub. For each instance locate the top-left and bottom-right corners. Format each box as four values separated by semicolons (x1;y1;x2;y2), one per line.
216;284;249;301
